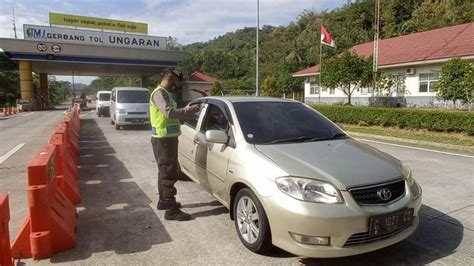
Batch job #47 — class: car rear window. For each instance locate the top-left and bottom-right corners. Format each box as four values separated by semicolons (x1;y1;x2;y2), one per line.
99;93;111;101
117;90;149;103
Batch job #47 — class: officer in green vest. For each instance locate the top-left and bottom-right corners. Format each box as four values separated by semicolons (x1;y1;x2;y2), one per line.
150;69;201;221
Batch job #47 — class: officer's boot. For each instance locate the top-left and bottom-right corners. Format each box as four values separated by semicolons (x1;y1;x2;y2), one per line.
157;198;182;210
164;208;192;221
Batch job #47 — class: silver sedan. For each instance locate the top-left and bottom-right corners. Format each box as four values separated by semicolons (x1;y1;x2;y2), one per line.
178;97;422;258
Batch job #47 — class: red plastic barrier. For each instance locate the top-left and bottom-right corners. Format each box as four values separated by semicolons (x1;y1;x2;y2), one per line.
56;124;79;160
11;145;77;260
0;193;13;266
49;134;80;204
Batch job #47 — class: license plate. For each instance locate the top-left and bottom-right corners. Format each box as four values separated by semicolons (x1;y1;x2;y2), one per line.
369;208;414;237
131;119;144;123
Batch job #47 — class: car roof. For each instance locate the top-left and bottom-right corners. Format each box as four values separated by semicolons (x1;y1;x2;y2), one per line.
96;90;111;94
112;87;149;91
200;96;297;103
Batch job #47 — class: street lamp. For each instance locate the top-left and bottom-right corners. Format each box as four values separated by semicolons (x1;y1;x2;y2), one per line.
256;0;259;96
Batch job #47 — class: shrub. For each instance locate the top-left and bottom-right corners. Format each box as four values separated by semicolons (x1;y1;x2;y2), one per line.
310;104;474;135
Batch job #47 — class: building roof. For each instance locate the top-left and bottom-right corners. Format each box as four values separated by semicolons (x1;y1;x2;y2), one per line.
292;22;474;76
187;71;219;83
292;65;320;77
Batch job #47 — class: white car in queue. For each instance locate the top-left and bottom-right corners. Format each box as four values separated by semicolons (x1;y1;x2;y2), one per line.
177;97;422;258
110;87;150;130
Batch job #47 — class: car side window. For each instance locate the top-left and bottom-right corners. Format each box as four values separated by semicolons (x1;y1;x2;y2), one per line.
184;116;198;129
111;91;116;101
184;101;202;129
201;104;229;132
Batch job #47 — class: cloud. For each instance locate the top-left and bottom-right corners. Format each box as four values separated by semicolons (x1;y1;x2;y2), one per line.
0;0;341;43
0;0;344;84
139;0;324;44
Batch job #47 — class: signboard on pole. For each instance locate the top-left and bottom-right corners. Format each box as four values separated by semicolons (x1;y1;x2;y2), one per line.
49;12;148;34
23;24;167;50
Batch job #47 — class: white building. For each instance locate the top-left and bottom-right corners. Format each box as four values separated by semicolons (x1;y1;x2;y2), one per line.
182;71;219;104
292;23;474;107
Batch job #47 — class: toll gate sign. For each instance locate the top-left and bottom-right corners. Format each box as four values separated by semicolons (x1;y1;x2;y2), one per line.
23;24;167;51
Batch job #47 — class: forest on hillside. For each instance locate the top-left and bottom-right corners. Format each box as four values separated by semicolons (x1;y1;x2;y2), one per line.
179;0;473;94
1;0;473;101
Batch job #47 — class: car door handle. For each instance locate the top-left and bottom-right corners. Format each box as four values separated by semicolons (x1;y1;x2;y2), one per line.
193;138;200;145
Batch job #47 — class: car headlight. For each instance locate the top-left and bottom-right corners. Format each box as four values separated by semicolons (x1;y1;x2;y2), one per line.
116;109;126;114
275;177;343;204
403;164;421;200
403;164;414;186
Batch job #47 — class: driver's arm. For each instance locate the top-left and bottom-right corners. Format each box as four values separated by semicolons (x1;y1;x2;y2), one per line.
152;90;198;120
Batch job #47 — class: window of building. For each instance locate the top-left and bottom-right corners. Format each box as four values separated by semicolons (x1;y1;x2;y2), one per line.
329;88;335;94
309;82;319;95
419;73;439;93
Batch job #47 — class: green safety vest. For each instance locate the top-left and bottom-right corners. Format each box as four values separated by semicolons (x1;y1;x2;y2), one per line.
150;86;181;138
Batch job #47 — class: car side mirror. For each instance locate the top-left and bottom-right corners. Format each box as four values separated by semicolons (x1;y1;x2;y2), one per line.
205;130;228;144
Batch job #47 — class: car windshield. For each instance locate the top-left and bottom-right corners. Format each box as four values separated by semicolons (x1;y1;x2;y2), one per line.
233;101;346;145
99;93;110;101
117;90;149;103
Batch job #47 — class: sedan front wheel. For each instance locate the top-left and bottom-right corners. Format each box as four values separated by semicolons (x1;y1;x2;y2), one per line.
233;188;272;253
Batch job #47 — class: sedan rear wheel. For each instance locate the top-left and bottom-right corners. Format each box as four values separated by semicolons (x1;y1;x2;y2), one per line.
233;188;272;253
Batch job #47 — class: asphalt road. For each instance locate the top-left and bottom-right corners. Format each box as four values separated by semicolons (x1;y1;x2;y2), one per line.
1;106;473;265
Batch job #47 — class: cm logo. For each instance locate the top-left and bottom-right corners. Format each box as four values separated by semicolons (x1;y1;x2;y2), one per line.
26;28;45;39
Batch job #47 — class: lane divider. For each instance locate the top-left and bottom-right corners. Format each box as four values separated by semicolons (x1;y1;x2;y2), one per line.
8;104;81;261
0;193;13;266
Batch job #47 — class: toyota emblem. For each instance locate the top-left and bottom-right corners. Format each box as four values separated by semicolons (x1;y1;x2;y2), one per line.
377;188;392;201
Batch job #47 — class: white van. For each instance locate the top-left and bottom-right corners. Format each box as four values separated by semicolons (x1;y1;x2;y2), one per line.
110;87;150;130
95;90;111;117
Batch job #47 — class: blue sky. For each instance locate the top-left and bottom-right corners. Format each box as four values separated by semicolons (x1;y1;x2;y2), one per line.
1;0;347;43
0;0;347;83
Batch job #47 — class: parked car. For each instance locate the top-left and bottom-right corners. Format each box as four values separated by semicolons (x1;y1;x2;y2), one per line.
177;97;422;258
95;90;111;117
16;99;34;111
110;87;150;130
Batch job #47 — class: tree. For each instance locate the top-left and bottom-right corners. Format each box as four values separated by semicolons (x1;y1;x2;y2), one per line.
260;76;279;97
321;52;372;105
209;81;223;96
276;63;302;95
436;57;474;107
375;73;409;96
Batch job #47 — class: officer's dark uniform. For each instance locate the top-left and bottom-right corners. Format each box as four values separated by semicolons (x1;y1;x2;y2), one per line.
150;71;199;221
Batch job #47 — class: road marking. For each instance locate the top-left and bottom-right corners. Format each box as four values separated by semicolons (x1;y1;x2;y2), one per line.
358;138;474;159
20;112;35;117
0;143;26;164
79;110;94;118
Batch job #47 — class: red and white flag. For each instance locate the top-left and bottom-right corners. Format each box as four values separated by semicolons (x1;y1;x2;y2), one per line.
321;26;336;48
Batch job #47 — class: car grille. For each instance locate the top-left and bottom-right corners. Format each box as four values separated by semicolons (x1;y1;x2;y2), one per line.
344;226;410;247
348;179;405;205
127;111;147;115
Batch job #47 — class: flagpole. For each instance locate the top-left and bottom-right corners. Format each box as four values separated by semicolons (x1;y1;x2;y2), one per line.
319;23;323;104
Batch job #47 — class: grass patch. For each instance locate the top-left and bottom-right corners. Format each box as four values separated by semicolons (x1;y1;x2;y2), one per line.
340;124;474;147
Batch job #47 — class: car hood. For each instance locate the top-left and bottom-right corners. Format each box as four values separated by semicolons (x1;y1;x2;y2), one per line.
254;138;403;190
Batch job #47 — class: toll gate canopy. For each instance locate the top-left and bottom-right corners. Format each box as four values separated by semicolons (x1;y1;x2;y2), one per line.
0;38;186;76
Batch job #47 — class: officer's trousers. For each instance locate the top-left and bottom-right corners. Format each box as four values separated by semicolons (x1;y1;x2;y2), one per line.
151;136;179;200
